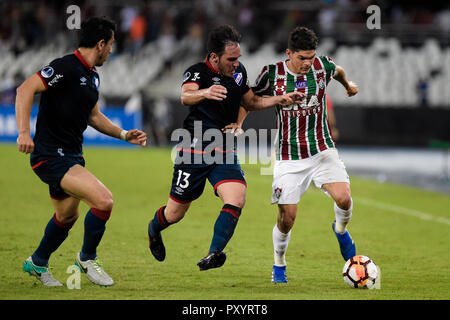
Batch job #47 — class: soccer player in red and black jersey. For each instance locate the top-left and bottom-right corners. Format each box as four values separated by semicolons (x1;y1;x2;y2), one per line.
15;17;147;287
147;25;304;271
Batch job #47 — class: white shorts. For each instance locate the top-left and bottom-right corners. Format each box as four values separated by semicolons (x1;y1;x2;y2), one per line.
271;148;350;204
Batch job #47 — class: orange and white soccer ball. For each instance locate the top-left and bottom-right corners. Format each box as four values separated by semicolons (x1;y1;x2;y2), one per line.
343;255;379;289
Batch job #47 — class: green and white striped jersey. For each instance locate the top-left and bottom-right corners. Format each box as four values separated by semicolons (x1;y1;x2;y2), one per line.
253;56;337;160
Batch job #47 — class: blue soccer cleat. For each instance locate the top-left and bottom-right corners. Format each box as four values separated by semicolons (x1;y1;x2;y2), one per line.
272;265;288;283
332;221;356;261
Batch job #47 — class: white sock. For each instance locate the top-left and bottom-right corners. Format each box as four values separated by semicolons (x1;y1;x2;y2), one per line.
334;198;353;234
273;224;291;266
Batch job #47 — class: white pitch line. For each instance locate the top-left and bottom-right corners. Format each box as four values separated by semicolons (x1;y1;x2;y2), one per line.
355;197;450;226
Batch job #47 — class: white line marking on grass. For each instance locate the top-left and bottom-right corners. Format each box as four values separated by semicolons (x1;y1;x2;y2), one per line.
355;197;450;226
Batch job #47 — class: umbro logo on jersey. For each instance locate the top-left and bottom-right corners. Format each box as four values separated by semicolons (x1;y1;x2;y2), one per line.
212;77;221;84
80;77;87;85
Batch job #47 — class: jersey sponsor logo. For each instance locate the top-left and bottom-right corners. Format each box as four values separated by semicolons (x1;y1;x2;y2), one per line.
280;105;321;117
282;95;321;112
41;66;54;78
47;74;63;86
192;72;200;81
295;80;307;88
307;95;320;108
233;72;243;86
183;72;191;82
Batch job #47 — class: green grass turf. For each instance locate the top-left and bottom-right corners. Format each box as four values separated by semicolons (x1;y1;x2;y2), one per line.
0;144;449;300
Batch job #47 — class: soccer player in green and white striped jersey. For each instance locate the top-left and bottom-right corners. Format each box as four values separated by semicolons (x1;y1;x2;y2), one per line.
251;27;359;283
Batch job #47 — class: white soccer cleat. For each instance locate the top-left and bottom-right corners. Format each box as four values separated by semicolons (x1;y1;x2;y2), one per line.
23;256;63;287
75;253;114;287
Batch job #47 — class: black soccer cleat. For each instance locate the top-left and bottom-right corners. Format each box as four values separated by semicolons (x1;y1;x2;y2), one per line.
148;221;166;262
197;251;227;271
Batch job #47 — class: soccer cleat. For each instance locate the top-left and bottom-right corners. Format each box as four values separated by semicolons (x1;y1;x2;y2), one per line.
23;257;63;287
197;251;227;271
75;253;114;287
148;221;166;261
272;265;288;283
332;221;356;261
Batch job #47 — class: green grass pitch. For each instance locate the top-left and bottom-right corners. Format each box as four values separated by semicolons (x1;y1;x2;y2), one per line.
0;144;449;300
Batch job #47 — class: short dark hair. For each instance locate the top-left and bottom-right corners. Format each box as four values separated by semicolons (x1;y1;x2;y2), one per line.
288;27;318;52
207;25;242;56
78;17;117;48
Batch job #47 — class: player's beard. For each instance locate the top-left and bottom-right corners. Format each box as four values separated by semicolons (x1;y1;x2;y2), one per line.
220;65;237;78
96;51;109;66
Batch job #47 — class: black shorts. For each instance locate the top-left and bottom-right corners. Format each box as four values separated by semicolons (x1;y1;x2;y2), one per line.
169;152;246;203
30;154;85;199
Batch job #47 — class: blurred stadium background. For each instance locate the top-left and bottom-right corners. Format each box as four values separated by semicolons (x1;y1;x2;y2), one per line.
0;0;449;193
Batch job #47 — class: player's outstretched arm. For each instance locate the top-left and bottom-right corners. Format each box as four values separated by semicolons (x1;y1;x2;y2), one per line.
15;74;47;154
181;83;228;106
88;103;147;146
333;66;358;97
241;89;305;111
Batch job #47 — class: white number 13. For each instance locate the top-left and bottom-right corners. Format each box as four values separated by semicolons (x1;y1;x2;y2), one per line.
176;170;191;188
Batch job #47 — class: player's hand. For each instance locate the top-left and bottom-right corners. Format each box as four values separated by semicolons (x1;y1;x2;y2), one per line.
345;81;358;97
278;92;306;106
126;129;147;147
222;123;244;136
17;134;34;154
204;85;227;101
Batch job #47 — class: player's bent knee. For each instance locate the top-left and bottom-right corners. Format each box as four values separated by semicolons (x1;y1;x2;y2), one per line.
165;205;188;224
227;197;245;209
279;214;295;231
278;207;296;231
335;194;352;211
96;196;114;212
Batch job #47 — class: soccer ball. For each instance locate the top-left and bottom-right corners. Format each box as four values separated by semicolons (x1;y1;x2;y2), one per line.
342;255;379;289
